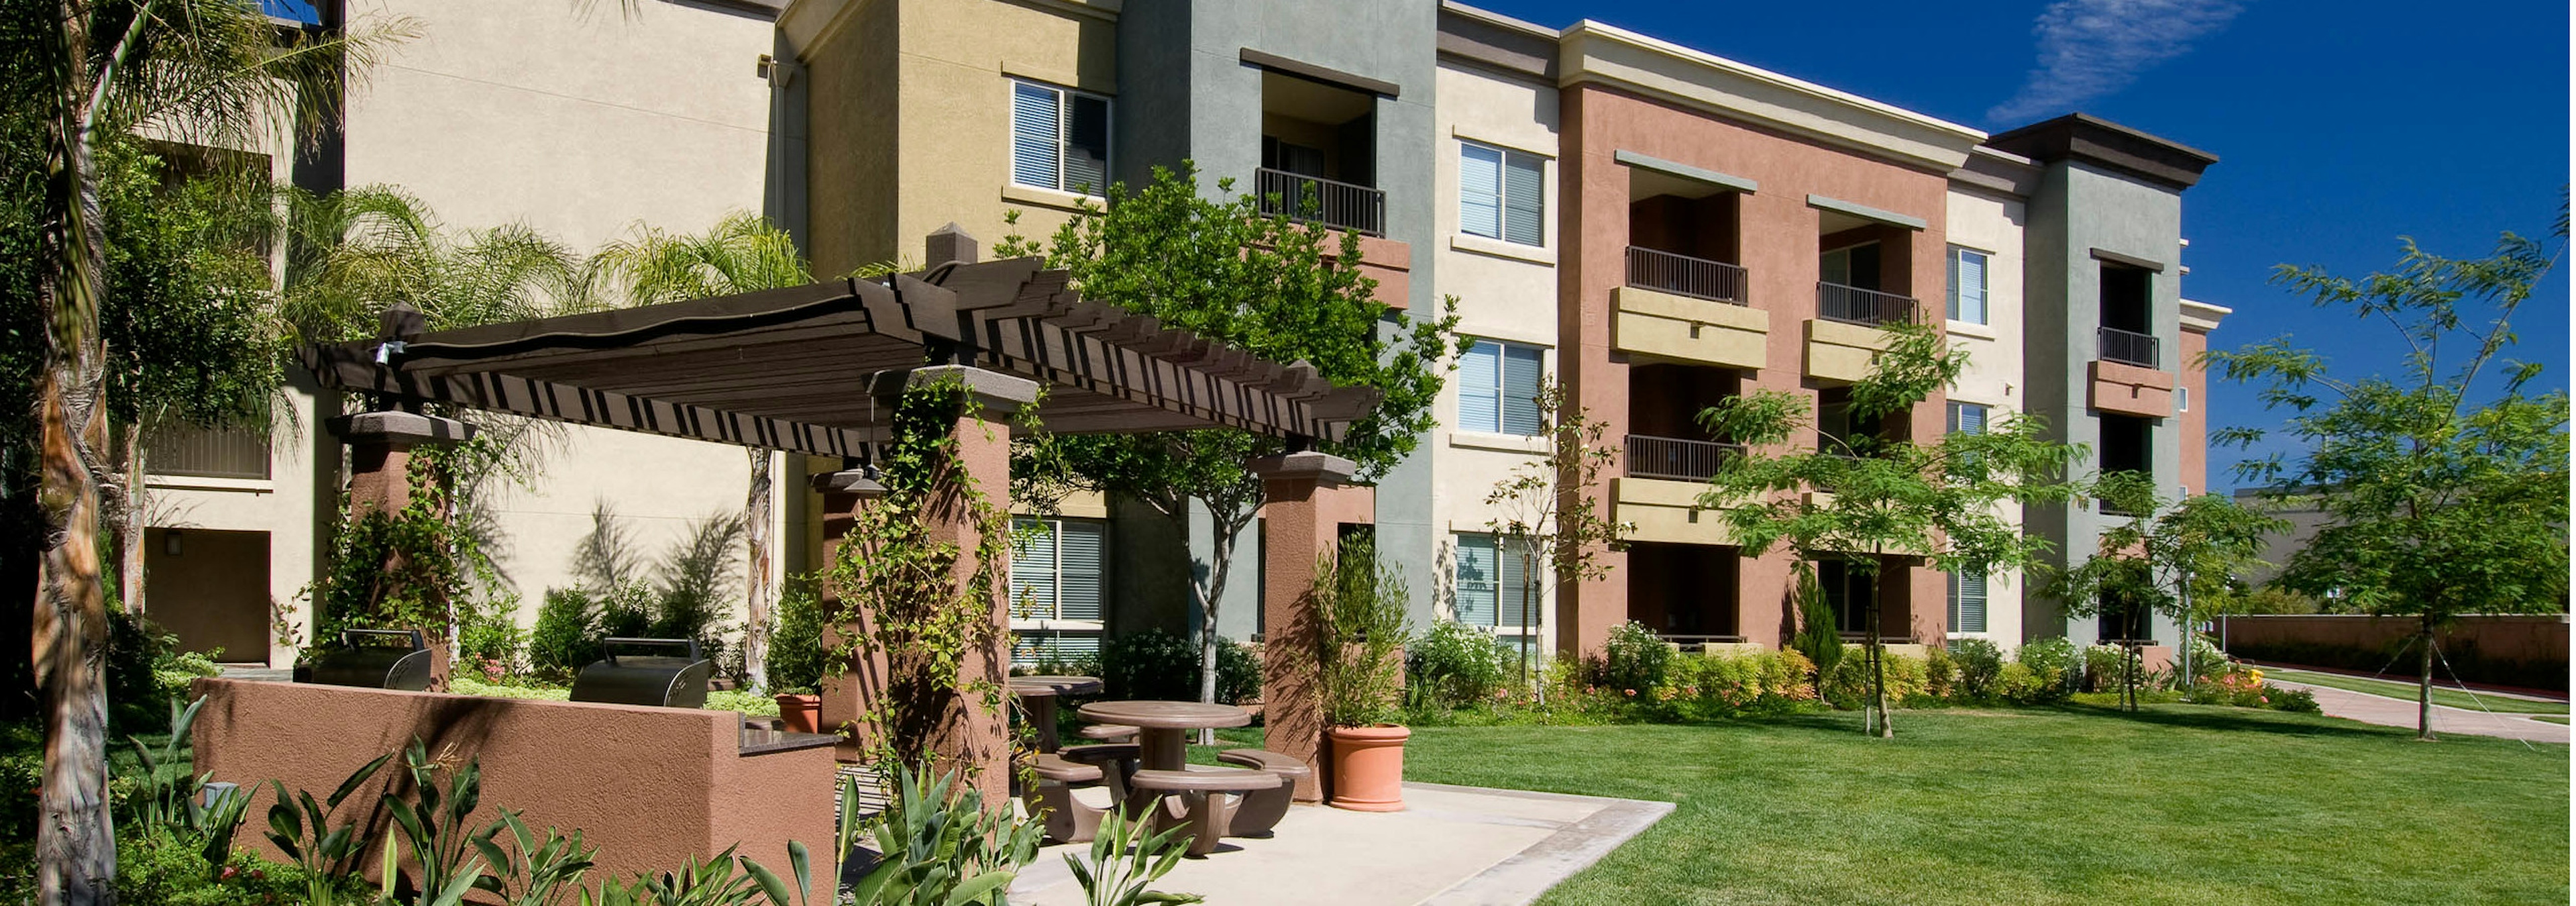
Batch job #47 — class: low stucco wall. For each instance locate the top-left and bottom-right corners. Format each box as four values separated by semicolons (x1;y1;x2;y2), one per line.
192;678;837;882
2220;614;2571;691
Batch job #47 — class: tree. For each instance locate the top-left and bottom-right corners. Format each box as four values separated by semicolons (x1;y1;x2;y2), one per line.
5;0;404;896
1483;379;1629;686
1699;321;2083;736
2208;213;2569;740
1007;164;1460;714
591;212;808;691
2041;472;2287;709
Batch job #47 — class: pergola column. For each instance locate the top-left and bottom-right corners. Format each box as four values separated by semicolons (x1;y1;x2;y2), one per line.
819;365;1035;807
325;409;475;687
1252;450;1356;803
810;467;887;763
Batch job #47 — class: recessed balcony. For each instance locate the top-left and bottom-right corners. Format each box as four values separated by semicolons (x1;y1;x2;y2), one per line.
1255;168;1385;236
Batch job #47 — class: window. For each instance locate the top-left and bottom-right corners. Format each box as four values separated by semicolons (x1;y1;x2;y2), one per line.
1008;518;1107;664
1947;401;1988;436
1459;142;1545;246
1948;247;1989;325
1821;242;1881;291
1010;80;1110;196
1949;569;1988;634
1817;558;1876;634
2177;386;2190;413
1458;340;1544;436
1454;534;1539;654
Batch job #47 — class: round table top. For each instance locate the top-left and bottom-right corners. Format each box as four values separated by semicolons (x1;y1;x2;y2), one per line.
1008;675;1103;697
1077;699;1251;729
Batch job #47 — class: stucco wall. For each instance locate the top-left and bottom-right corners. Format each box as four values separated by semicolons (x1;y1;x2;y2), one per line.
1562;83;1953;655
1943;182;2027;650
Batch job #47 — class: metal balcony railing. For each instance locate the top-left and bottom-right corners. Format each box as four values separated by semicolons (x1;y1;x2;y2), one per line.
1816;282;1917;327
1624;434;1744;482
2098;325;2161;368
1254;167;1385;236
146;425;270;480
1626;246;1749;305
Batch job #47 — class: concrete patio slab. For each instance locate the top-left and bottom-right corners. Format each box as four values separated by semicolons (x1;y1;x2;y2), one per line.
1008;782;1671;906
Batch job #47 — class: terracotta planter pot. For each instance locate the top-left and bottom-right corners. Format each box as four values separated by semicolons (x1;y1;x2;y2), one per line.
774;694;824;734
1326;724;1409;812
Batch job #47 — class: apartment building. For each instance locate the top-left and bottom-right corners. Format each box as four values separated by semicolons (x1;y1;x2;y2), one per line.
145;0;791;664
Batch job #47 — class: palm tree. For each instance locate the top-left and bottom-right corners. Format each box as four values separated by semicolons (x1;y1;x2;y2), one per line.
9;0;408;897
590;213;811;691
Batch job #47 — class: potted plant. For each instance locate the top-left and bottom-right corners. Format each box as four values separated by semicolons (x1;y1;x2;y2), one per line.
1312;538;1413;811
767;574;829;733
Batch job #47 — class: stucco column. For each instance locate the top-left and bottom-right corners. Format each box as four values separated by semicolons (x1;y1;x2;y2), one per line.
1252;450;1356;803
325;409;474;687
824;366;1034;807
810;467;887;763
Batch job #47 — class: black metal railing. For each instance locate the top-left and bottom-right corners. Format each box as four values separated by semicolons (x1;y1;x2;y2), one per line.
1254;168;1385;236
146;425;270;480
1626;246;1748;305
2098;325;2160;368
1816;282;1917;327
1624;434;1744;482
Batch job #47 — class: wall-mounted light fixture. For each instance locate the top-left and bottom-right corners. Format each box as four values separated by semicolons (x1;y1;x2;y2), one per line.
163;530;183;557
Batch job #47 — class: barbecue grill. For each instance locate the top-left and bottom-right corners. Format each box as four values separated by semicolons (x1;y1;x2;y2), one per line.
294;629;435;691
569;638;712;709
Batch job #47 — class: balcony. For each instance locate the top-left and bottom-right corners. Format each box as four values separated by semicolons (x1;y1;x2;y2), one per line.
1626;246;1747;305
1255;168;1384;236
147;425;270;481
1815;282;1916;327
2098;326;2160;368
1624;434;1743;482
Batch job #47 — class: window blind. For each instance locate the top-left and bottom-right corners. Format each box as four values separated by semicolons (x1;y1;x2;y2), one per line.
1495;538;1532;630
1501;344;1543;436
1459;342;1501;433
1950;569;1988;634
1058;519;1106;622
1454;534;1499;626
1460;144;1503;240
1009;519;1059;619
1065;94;1110;195
1949;401;1988;436
1501;152;1544;246
1010;83;1060;191
1949;248;1989;324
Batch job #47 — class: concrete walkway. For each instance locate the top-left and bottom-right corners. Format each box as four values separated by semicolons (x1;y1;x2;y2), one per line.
2269;680;2569;744
1008;783;1672;905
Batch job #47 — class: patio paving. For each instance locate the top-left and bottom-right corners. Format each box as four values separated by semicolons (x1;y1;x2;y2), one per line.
1008;782;1672;906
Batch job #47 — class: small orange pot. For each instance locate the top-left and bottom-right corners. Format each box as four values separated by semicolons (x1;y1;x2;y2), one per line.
774;694;823;734
1326;724;1410;811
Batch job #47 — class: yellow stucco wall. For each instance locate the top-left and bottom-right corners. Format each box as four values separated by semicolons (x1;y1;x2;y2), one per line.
1613;286;1770;370
1802;317;1892;383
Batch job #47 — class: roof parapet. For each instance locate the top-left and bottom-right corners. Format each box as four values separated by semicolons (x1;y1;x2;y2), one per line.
1986;113;2218;190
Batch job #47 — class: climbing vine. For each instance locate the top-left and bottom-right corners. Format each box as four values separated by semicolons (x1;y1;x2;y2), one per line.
823;374;1034;775
301;436;506;654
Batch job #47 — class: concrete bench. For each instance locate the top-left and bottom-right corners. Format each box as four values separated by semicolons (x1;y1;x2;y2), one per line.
1214;749;1312;837
1024;752;1110;844
1079;723;1138;742
1128;767;1280;857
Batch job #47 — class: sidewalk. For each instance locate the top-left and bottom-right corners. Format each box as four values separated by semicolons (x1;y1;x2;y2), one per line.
2269;681;2569;744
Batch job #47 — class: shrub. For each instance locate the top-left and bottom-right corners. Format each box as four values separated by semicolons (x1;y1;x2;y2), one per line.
456;593;525;679
1096;628;1260;705
1823;651;1931;709
1952;638;2005;701
765;573;830;694
2080;644;2130;693
1922;645;1957;699
1592;620;1672;695
1995;661;2046;703
107;609;218;732
115;829;355;906
2018;636;2076;682
1660;649;1819;718
526;587;599;683
1408;620;1513;709
2264;687;2322;713
1313;539;1411;727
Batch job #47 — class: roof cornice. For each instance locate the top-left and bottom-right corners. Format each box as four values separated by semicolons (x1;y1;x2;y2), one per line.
1986;113;2217;191
1556;20;1986;173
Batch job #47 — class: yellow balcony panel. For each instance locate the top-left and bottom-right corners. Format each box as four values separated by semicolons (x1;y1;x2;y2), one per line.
1613;287;1768;370
1613;476;1734;546
1803;318;1890;383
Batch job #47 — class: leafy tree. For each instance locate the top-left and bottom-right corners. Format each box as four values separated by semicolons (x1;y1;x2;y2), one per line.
3;0;405;894
1005;164;1461;711
2041;472;2287;709
1699;322;2083;736
1483;379;1629;685
2208;213;2570;740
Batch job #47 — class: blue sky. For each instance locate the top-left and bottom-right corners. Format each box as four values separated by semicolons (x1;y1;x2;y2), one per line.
1476;0;2571;490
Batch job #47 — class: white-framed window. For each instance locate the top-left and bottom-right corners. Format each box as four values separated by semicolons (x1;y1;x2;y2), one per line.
1459;141;1545;246
1947;246;1990;325
1010;80;1110;196
1949;569;1988;634
1453;533;1539;656
2178;386;2190;413
1458;340;1544;436
1009;518;1107;665
1947;401;1988;436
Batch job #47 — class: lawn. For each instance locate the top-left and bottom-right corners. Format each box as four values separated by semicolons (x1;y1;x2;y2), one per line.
1395;706;2568;905
2260;667;2567;715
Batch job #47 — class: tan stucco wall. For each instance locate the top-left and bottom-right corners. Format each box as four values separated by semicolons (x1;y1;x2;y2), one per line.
2089;359;2178;417
1943;183;2027;649
1613;287;1769;370
144;384;323;665
1562;83;1953;656
2180;326;2210;495
1428;58;1561;636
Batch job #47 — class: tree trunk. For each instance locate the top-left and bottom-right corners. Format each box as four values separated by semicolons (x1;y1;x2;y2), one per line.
743;450;771;691
36;0;118;893
117;424;143;614
2416;621;2436;741
1868;591;1891;739
1191;519;1239;745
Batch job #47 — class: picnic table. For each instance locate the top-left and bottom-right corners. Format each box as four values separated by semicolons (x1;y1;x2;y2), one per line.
1008;674;1102;753
1075;699;1250;771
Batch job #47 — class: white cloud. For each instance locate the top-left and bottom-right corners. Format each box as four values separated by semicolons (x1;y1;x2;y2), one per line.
1986;0;2245;124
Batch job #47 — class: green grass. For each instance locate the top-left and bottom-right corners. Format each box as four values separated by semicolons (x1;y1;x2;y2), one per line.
2263;668;2569;715
1397;706;2567;905
2534;716;2569;725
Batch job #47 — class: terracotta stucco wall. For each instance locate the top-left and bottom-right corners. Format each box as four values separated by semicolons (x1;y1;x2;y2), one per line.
2180;327;2210;495
1561;85;1951;656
